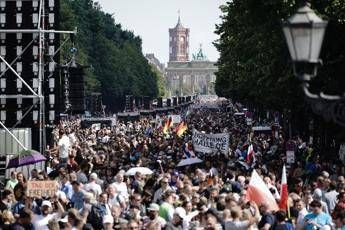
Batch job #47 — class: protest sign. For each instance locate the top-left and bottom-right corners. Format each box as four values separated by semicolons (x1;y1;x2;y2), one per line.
27;181;57;198
286;140;296;164
169;115;181;124
286;151;295;164
192;129;229;154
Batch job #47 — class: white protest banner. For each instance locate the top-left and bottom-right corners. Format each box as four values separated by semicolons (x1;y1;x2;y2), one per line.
169;115;181;124
192;129;229;154
27;181;58;198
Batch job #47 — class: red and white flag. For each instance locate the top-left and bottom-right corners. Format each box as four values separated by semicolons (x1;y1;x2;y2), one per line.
246;144;254;163
246;170;279;211
279;165;288;210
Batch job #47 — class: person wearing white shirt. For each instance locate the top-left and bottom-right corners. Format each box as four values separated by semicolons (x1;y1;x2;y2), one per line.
85;173;102;198
31;200;64;230
58;130;70;163
112;173;129;200
295;199;309;230
68;131;77;145
107;184;126;210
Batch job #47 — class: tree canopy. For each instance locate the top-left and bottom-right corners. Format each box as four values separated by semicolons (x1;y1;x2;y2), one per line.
214;0;345;140
60;0;160;111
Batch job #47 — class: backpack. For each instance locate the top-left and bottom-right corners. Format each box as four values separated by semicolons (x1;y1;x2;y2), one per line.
87;204;106;229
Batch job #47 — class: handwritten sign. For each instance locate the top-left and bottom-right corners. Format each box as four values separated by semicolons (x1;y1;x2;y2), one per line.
27;181;57;198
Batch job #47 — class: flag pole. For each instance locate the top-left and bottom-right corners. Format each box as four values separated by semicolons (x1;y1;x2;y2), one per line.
287;194;291;219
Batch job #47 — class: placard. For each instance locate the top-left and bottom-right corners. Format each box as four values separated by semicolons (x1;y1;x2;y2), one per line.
27;181;58;198
192;129;229;154
169;115;181;124
286;151;295;164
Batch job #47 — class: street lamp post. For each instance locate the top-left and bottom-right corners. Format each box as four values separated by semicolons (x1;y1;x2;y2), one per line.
283;2;345;127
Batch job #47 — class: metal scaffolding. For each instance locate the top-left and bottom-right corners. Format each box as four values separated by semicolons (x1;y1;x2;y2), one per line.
0;0;76;153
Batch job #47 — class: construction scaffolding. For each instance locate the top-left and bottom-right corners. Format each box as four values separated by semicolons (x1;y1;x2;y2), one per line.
0;0;76;154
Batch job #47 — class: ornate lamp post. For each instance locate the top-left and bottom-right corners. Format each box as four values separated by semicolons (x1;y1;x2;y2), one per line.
283;2;345;126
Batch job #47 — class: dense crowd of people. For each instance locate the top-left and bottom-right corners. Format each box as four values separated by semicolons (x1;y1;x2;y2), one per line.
0;98;344;230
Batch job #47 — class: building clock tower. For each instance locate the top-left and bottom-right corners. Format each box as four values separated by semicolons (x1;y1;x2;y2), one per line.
169;13;189;62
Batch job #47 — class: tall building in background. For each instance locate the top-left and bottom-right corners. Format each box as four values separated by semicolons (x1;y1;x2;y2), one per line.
169;15;189;62
166;15;217;96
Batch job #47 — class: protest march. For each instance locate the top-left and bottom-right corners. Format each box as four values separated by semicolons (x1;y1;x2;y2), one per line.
0;97;344;230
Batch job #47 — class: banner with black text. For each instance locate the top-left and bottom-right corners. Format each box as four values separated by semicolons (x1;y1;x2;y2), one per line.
192;129;229;154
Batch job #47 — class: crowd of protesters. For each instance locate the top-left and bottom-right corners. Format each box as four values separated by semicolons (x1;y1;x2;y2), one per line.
0;98;344;230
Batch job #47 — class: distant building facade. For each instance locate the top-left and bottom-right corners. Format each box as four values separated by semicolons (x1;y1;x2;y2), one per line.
166;16;217;96
145;53;165;73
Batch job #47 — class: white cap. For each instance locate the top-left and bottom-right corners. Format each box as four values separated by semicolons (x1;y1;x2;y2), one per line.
147;203;160;211
175;207;187;220
41;200;52;208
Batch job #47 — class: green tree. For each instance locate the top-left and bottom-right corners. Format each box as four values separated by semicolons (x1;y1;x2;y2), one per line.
215;0;345;140
60;0;160;111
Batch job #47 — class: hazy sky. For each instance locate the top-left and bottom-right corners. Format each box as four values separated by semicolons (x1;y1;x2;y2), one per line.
96;0;226;64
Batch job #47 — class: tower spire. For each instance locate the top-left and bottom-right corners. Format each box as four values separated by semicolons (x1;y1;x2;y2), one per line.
177;9;182;26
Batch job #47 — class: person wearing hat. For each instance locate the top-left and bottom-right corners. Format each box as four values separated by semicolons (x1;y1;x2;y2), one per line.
165;207;189;230
145;203;167;229
31;198;64;230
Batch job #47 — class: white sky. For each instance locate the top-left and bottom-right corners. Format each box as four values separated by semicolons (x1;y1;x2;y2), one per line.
96;0;226;64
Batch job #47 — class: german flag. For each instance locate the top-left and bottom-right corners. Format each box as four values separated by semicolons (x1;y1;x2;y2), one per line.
176;121;188;137
163;117;172;134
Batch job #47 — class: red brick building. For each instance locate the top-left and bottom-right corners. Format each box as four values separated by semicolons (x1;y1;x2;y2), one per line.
169;15;189;62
